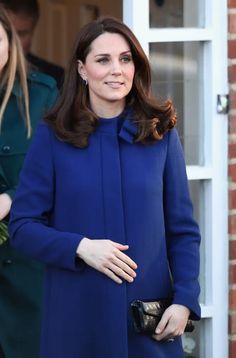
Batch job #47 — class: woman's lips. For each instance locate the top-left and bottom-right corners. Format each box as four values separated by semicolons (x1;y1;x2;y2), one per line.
105;81;124;88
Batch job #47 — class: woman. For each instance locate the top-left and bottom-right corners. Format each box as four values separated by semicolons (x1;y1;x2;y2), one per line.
0;7;58;358
9;17;201;358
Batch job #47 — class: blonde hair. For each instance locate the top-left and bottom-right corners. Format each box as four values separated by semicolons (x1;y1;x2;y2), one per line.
0;6;31;137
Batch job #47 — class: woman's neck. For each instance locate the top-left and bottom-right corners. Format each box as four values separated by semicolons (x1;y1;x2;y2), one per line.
91;100;125;119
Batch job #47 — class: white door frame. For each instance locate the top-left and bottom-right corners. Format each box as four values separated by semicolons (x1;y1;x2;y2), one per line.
123;1;228;357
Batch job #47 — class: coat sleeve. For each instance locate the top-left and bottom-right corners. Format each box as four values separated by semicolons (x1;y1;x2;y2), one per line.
0;78;58;202
163;128;201;320
4;187;16;200
9;123;85;271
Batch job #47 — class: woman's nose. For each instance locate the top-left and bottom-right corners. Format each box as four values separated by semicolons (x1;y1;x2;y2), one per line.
111;60;122;75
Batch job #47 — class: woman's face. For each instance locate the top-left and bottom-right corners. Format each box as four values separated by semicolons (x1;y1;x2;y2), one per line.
78;32;135;116
0;22;9;74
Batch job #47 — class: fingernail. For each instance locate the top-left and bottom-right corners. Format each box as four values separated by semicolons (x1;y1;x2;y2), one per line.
155;328;161;334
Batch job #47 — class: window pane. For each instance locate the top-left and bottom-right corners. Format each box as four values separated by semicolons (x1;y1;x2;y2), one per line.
183;319;208;358
149;0;205;28
189;180;206;304
149;42;204;165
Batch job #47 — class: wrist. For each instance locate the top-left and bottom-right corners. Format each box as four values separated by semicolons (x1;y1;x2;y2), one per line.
0;193;12;219
1;192;12;204
76;237;90;259
173;304;190;316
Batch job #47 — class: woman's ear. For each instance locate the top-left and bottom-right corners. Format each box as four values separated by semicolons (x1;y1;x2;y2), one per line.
77;60;87;80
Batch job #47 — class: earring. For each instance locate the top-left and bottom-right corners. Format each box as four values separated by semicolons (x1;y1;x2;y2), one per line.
84;78;88;86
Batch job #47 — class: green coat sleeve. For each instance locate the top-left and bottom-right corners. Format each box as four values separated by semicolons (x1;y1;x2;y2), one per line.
0;71;58;202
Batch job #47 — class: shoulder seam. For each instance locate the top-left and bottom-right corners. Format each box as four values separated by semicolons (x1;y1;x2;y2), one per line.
28;72;57;89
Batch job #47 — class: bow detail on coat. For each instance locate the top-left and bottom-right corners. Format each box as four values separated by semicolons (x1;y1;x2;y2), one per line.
119;117;138;144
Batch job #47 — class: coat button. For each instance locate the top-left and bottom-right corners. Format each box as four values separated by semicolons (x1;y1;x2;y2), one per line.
2;145;10;153
2;259;12;266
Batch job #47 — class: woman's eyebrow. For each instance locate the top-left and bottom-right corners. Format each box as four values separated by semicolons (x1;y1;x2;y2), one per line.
94;53;110;57
94;50;132;58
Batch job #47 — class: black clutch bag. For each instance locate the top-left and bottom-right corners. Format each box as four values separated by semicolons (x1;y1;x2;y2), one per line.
131;299;194;334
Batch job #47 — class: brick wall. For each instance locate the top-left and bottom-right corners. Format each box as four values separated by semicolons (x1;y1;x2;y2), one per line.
229;0;236;356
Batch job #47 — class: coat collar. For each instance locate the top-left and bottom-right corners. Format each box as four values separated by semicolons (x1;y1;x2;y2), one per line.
97;108;138;144
119;117;138;144
0;77;22;98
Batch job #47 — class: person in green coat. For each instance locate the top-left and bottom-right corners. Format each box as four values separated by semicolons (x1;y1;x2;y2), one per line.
0;7;58;358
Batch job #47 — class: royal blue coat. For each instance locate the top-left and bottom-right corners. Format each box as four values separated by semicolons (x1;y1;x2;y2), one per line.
9;113;201;358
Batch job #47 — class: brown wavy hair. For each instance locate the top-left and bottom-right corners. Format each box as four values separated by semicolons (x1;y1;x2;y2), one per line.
46;17;176;147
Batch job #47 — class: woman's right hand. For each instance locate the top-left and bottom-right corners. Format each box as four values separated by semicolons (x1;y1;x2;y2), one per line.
0;193;12;220
76;238;137;284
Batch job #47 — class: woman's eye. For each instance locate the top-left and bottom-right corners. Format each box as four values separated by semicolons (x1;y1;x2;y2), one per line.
121;56;132;63
97;57;109;64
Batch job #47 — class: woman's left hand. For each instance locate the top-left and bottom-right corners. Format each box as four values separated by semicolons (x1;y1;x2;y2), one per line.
0;193;12;220
152;304;190;342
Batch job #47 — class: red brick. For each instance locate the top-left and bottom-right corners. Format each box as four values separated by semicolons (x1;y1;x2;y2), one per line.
229;14;236;33
229;338;236;358
229;116;236;134
229;163;236;182
229;263;236;284
229;0;236;8
229;215;236;235
229;189;236;209
230;91;236;110
229;65;236;84
229;40;236;58
229;239;236;259
229;289;236;310
229;313;236;334
229;142;236;158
